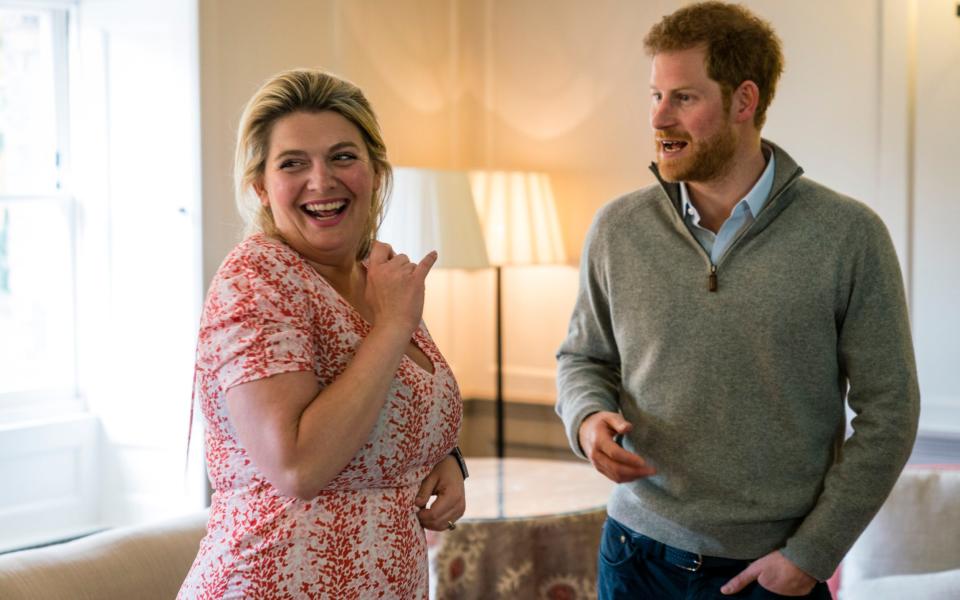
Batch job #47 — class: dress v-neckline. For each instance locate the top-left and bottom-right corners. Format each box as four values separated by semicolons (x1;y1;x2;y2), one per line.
303;255;438;377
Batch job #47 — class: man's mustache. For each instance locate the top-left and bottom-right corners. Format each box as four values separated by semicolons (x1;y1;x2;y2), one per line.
654;130;692;142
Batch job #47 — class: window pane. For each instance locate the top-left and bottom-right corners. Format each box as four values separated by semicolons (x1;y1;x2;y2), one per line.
0;199;75;395
0;8;59;195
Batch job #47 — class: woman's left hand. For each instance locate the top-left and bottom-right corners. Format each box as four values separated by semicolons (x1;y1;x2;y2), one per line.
414;455;466;531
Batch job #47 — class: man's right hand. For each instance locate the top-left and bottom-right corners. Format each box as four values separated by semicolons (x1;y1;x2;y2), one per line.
579;412;656;483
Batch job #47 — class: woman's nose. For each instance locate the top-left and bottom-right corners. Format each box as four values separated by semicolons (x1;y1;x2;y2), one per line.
307;161;336;190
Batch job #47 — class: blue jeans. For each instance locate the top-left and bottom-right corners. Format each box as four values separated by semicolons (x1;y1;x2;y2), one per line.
597;517;833;599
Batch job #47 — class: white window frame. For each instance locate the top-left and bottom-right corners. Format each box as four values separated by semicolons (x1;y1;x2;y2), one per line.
1;0;208;552
0;1;82;424
0;1;99;554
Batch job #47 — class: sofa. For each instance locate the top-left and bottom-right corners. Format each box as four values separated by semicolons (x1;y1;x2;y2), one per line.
835;466;960;600
0;510;207;600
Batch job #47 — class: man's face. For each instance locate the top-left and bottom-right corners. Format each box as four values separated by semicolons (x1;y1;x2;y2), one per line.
649;46;738;183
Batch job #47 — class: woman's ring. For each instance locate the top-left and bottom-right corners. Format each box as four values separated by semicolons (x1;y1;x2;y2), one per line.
446;521;457;531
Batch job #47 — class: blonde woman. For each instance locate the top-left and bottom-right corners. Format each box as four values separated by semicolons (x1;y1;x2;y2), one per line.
179;69;466;599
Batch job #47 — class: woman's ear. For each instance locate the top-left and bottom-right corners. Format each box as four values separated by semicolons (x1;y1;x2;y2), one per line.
254;180;269;207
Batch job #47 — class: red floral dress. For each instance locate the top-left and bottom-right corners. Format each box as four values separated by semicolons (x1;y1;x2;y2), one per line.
178;234;462;599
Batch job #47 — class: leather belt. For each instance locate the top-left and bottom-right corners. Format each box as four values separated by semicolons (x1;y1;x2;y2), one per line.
638;535;750;572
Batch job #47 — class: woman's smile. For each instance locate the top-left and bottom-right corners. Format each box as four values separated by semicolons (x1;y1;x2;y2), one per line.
300;197;350;226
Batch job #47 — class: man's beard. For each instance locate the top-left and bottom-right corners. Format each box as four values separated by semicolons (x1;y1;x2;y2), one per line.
655;123;738;183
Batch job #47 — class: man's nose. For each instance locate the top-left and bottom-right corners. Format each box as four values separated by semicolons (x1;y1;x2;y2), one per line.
650;100;674;130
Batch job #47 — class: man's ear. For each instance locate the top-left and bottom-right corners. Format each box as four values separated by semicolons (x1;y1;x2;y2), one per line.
732;80;760;124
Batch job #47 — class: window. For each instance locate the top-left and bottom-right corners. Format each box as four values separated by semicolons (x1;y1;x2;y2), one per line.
0;0;205;552
0;5;76;411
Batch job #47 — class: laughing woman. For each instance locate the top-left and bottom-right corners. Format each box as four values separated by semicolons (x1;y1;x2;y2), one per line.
178;69;466;599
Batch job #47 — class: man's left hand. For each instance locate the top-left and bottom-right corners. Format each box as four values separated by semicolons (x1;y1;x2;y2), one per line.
721;550;817;596
414;455;466;531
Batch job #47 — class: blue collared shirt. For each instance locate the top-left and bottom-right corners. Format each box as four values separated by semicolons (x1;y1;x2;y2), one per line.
680;152;776;264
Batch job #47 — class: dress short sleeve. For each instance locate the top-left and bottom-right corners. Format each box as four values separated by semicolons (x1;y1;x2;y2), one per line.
197;238;316;391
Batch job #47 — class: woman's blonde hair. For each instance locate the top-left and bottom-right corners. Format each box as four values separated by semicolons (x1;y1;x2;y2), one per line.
234;68;392;259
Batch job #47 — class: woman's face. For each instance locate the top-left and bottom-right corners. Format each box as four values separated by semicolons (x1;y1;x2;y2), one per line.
255;110;377;267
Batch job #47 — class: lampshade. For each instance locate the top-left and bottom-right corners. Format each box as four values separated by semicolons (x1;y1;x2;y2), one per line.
379;167;490;269
468;171;567;266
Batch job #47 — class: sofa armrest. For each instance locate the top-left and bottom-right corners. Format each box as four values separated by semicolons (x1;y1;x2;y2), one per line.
0;511;208;600
841;568;960;600
841;467;960;590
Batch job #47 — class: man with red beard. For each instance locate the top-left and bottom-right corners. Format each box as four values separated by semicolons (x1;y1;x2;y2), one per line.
556;3;919;599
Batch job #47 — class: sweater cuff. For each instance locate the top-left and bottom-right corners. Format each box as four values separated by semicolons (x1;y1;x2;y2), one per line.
563;405;605;460
780;538;841;583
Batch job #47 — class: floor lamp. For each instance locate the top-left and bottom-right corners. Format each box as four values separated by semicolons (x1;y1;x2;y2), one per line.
380;168;490;271
469;171;567;458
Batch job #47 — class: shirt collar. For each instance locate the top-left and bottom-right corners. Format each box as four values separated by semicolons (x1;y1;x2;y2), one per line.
681;148;777;220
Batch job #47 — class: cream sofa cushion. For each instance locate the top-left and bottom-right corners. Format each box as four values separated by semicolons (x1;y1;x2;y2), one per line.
840;468;960;593
0;511;207;600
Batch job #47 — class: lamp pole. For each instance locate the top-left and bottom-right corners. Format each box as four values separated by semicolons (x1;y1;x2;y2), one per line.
495;265;505;458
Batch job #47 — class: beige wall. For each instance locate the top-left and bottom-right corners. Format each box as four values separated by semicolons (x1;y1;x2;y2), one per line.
199;1;958;416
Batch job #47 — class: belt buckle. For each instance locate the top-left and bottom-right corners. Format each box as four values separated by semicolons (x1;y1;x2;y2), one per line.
678;553;702;572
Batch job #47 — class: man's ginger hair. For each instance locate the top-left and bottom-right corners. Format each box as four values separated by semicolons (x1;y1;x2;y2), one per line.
644;1;784;129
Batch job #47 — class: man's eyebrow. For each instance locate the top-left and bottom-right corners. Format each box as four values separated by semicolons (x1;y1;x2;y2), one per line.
650;85;697;92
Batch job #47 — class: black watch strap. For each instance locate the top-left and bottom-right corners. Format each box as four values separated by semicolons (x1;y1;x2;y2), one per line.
449;446;468;480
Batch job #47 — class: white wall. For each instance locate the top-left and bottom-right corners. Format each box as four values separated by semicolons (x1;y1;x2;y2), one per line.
0;415;98;552
74;0;205;525
912;0;960;426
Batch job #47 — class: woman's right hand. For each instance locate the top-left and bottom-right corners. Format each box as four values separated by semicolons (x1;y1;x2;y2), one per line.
364;242;438;336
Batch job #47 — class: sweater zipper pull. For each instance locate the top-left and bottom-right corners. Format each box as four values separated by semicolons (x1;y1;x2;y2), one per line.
708;264;718;292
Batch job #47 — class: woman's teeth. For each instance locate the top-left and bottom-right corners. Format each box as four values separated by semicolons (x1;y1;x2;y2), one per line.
302;200;347;218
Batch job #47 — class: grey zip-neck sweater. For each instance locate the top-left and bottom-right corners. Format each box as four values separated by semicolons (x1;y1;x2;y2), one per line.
556;140;919;581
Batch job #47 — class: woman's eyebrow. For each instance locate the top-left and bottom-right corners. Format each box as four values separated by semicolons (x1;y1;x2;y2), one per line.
272;141;361;159
272;149;308;160
328;141;360;152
